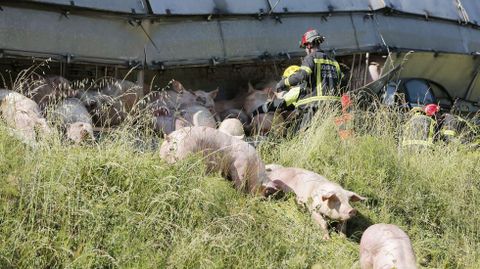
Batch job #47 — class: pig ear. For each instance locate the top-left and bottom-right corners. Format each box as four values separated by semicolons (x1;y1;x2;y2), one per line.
247;82;255;93
321;191;338;201
210;88;219;99
348;191;366;202
172;80;185;93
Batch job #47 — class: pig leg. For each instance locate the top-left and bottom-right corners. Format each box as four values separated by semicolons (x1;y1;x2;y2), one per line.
311;211;331;240
336;221;347;237
229;160;245;191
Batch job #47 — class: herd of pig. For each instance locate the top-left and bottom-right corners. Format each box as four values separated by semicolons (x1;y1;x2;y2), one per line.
160;126;418;269
0;75;285;145
0;75;417;268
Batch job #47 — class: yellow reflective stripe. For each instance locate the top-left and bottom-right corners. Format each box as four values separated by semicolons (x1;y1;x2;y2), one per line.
428;120;436;142
313;58;341;97
403;117;436;146
294;96;341;107
315;61;322;96
300;66;312;74
402;140;434;147
441;129;457;136
283;86;301;106
313;58;341;70
284;77;290;87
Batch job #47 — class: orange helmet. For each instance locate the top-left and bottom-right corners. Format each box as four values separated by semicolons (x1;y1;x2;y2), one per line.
300;28;325;48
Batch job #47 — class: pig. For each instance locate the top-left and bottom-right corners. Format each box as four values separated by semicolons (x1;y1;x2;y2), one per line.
218;118;245;140
79;78;146;127
179;104;216;128
265;164;366;239
360;224;417;269
147;80;217;114
147;80;218;133
219;108;250;127
79;89;126;127
214;86;250;115
50;98;94;143
0;89;51;144
242;83;276;115
241;84;285;135
153;106;191;135
26;75;73;110
151;104;215;135
160;126;270;194
99;79;145;113
191;88;218;114
250;112;285;136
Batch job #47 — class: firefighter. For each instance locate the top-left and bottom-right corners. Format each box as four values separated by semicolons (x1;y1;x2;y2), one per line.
252;28;343;128
439;113;480;146
401;104;440;149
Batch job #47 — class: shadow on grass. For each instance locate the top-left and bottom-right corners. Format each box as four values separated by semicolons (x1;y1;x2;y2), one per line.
345;211;374;243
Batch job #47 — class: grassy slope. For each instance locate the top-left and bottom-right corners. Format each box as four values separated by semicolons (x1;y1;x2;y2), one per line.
0;107;479;269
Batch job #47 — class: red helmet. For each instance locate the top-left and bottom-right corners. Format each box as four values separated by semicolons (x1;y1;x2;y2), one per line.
424;104;440;116
300;28;325;48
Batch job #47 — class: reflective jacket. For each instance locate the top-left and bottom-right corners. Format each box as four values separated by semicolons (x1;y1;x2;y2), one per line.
440;113;479;145
277;51;342;107
401;111;437;147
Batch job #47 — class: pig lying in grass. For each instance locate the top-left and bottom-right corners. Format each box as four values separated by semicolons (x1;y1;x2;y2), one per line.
51;98;94;143
0;89;51;144
160;126;270;194
360;223;417;269
265;164;365;239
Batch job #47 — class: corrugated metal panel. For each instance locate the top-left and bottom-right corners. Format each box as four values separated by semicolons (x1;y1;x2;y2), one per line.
29;0;147;14
460;0;480;25
0;6;145;62
375;15;470;54
458;26;480;53
272;0;376;13
143;13;382;65
148;0;383;15
145;20;224;63
383;0;464;22
148;0;268;15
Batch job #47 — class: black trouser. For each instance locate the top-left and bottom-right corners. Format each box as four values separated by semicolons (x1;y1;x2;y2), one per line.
293;101;342;132
294;103;318;131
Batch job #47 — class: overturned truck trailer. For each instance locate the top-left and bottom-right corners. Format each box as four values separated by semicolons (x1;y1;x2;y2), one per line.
1;0;480;105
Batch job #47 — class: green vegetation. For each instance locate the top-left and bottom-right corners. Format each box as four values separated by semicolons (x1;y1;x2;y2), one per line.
0;103;479;268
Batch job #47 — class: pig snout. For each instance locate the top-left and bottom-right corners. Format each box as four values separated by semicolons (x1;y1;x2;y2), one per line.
348;208;357;217
338;206;357;221
262;184;280;197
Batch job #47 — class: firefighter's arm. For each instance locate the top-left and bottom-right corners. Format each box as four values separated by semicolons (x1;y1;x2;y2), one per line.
251;99;284;116
276;55;314;91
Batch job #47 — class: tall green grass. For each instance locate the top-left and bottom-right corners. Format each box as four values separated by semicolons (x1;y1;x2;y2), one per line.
0;99;479;268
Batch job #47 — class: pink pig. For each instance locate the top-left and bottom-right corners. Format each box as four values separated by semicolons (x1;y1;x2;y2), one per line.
160;126;270;194
360;224;417;269
265;164;366;239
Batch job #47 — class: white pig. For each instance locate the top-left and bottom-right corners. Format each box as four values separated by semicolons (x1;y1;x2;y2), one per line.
160;126;270;194
50;98;94;143
0;89;51;144
360;223;417;269
265;164;365;239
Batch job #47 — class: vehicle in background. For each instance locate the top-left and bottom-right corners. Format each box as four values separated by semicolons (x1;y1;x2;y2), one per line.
380;78;453;111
